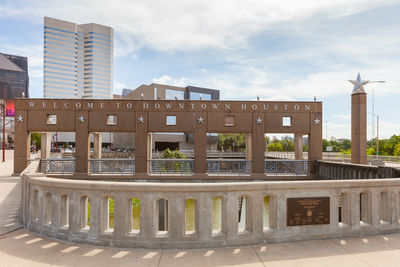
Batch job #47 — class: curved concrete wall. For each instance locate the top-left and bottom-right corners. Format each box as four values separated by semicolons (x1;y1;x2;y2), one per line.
21;161;400;249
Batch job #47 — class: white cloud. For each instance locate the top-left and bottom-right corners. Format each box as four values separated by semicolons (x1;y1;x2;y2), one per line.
152;75;187;87
332;114;351;120
113;82;126;94
1;0;398;53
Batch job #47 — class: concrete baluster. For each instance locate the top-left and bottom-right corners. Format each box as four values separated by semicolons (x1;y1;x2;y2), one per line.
226;193;238;237
251;193;264;237
88;193;101;239
371;191;380;226
68;192;81;234
113;194;129;239
140;194;155;240
198;194;212;240
169;195;185;240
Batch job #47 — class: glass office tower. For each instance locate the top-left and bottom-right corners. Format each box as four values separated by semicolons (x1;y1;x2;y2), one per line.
0;53;29;99
44;17;113;99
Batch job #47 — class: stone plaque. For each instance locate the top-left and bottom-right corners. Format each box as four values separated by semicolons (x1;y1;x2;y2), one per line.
287;197;330;226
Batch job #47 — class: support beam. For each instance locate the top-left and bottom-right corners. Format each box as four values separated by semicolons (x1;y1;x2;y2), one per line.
194;112;207;174
308;111;323;174
40;132;51;159
93;133;102;159
135;113;148;174
294;134;303;160
251;113;265;175
75;111;89;174
14;110;30;174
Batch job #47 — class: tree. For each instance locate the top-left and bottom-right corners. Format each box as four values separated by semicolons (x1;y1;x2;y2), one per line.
161;148;186;159
394;143;400;157
217;133;246;152
31;133;41;148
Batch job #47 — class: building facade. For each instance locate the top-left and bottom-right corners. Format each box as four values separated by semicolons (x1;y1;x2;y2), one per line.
114;83;220;151
44;17;113;99
0;53;29;99
0;53;29;147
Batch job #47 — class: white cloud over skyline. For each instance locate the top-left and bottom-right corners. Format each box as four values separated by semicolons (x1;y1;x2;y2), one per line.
0;0;399;138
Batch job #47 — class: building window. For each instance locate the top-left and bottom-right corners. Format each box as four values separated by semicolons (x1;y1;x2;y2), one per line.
282;117;291;127
107;115;117;125
165;89;184;100
189;92;212;100
47;114;57;125
166;116;176;126
225;116;235;127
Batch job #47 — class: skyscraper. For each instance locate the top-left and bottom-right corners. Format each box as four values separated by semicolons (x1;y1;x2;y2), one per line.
0;53;29;99
44;17;113;99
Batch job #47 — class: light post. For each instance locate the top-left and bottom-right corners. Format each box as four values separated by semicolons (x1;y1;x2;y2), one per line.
368;112;379;158
367;81;385;139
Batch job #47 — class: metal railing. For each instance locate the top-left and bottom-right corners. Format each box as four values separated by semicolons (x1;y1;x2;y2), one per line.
40;159;75;174
89;159;135;174
149;159;194;175
265;160;308;175
152;150;247;158
207;159;251;175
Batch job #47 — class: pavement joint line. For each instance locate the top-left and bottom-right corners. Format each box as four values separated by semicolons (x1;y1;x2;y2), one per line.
251;244;267;267
157;249;164;267
331;238;373;266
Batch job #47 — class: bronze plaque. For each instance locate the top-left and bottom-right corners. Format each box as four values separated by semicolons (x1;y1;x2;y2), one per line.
287;197;330;226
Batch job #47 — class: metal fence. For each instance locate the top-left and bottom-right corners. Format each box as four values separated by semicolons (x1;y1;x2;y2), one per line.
207;159;251;175
89;159;135;174
265;160;308;175
40;159;75;174
149;159;194;174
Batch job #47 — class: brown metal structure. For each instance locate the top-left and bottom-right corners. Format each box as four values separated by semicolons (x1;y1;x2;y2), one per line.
14;99;322;175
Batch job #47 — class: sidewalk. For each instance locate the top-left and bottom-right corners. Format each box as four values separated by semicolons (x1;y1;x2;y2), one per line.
0;150;22;235
1;151;400;266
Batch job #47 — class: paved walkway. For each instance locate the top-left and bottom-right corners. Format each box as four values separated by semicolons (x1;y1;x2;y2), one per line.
2;151;400;266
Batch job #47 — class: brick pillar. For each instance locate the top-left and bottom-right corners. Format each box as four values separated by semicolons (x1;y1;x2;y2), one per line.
14;110;30;174
251;113;265;175
351;92;367;164
308;111;323;174
194;112;207;174
135;112;148;174
75;111;89;174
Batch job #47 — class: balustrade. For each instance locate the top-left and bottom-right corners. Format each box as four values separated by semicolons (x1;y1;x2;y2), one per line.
40;159;75;174
207;159;251;175
22;164;400;248
265;160;308;175
89;159;135;174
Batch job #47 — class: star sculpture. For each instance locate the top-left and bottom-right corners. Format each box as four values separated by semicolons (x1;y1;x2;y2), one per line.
138;116;144;124
197;117;204;124
349;73;369;94
256;117;263;124
78;115;85;123
314;118;320;125
17;115;23;122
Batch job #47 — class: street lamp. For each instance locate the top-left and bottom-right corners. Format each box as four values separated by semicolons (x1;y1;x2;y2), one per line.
368;81;385;138
367;112;379;157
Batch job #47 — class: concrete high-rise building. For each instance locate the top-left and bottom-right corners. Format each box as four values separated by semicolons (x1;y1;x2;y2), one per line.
44;17;113;99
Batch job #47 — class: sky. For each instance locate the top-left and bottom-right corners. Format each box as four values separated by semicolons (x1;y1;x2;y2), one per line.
0;0;399;139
